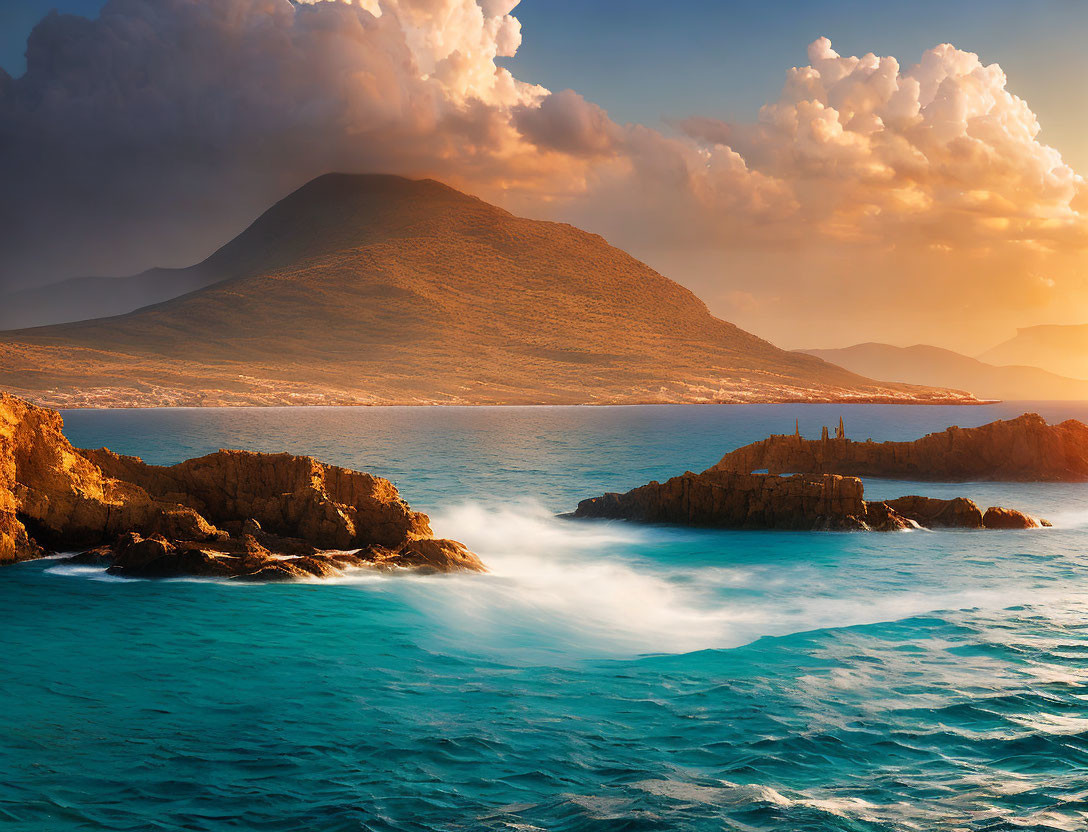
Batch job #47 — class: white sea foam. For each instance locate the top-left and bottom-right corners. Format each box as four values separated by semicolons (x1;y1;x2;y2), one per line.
415;500;1088;656
39;498;1088;657
1040;507;1088;529
44;563;134;582
421;501;751;654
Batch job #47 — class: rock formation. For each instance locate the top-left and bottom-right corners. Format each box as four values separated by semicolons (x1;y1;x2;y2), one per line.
712;413;1088;482
0;393;483;577
882;495;985;529
573;470;1047;532
980;507;1043;530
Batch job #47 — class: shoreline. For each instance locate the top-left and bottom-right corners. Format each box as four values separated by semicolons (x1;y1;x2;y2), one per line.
15;396;997;411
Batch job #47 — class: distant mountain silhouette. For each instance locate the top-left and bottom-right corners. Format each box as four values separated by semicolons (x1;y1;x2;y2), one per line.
978;325;1088;381
802;342;1088;401
0;174;973;407
0;171;418;329
0;269;217;330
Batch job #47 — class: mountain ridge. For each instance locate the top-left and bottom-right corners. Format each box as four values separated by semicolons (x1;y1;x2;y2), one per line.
978;324;1088;381
801;342;1088;401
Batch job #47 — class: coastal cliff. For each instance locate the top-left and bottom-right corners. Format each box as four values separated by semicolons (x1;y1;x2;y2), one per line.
573;469;1045;532
0;393;482;578
712;414;1088;482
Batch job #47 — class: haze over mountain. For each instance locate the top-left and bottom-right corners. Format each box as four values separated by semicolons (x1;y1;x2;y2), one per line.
802;343;1088;402
0;175;973;408
978;325;1088;381
0;270;221;330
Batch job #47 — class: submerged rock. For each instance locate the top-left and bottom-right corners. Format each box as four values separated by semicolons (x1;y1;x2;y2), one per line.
0;392;484;577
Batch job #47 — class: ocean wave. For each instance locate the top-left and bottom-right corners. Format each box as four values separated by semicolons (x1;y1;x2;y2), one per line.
37;498;1088;659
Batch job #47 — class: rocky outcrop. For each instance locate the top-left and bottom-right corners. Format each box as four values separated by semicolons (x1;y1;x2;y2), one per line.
573;470;1047;532
0;392;483;577
574;469;875;530
82;447;437;551
713;413;1088;482
981;507;1047;530
883;496;984;529
66;529;480;580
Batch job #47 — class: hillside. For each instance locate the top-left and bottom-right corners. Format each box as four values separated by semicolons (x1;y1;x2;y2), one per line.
801;343;1088;401
979;325;1088;381
0;174;974;407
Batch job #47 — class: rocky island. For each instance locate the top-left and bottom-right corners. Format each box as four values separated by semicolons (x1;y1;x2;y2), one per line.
573;415;1063;530
713;413;1088;481
573;469;1046;531
0;393;483;579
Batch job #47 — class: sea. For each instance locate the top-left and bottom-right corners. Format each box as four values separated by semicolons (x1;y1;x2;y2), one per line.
4;402;1088;831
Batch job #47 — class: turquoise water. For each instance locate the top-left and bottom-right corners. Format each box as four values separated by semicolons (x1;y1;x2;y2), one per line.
4;403;1088;831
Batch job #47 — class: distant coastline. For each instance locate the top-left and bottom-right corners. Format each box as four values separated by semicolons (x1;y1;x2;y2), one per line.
13;395;993;411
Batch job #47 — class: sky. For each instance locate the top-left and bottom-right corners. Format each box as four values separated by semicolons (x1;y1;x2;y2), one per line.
5;1;1086;171
1;0;1086;352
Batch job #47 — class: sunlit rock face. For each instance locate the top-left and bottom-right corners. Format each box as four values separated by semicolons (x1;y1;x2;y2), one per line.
572;416;1063;530
574;470;874;531
712;414;1088;482
572;469;1046;533
0;392;483;577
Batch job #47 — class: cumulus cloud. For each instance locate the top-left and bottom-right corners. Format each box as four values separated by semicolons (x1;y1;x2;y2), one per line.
662;36;1088;349
679;37;1087;249
0;5;1085;351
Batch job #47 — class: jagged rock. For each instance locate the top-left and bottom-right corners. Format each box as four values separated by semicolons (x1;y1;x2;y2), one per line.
574;469;874;531
111;532;177;570
235;562;315;583
64;546;115;567
573;470;1046;532
81;447;434;550
862;502;922;532
713;413;1088;482
0;392;484;578
884;495;984;529
982;507;1044;529
65;530;484;580
0;392;224;564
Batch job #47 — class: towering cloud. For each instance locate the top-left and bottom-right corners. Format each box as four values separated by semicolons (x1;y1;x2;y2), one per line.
0;0;555;284
680;37;1086;249
0;2;1084;350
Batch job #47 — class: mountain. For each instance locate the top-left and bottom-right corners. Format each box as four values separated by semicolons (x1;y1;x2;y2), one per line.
0;174;974;407
0;174;378;329
801;343;1088;401
978;325;1088;381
